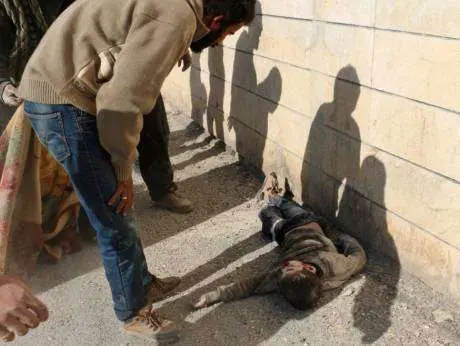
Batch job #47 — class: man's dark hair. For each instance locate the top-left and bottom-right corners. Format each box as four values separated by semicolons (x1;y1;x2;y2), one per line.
278;268;321;310
203;0;256;26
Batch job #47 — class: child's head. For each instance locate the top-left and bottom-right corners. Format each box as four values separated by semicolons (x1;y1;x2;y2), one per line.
278;260;321;310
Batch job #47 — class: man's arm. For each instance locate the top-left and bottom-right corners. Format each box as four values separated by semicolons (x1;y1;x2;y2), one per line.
193;273;274;309
96;14;193;181
323;230;367;290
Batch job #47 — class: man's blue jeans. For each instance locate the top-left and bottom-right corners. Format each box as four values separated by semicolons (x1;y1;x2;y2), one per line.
24;101;152;321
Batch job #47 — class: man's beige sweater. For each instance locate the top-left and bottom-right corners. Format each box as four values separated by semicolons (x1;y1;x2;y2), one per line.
18;0;209;181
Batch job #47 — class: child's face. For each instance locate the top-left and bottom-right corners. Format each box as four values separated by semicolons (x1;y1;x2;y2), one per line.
282;260;317;276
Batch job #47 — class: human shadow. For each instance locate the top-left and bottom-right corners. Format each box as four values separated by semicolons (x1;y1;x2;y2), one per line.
300;66;400;341
301;65;361;217
206;45;225;139
172;46;228;169
189;52;208;127
338;156;401;343
172;140;226;171
169;232;265;295
168;121;212;157
227;3;282;170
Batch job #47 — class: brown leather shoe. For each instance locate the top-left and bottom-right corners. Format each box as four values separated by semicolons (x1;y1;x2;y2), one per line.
123;306;178;342
154;191;193;214
146;275;181;304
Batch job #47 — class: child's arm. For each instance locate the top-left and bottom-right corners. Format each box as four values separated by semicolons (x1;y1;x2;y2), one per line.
322;232;367;290
193;272;274;309
335;233;366;268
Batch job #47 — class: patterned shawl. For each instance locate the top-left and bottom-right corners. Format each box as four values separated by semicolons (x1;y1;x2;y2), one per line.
0;105;80;278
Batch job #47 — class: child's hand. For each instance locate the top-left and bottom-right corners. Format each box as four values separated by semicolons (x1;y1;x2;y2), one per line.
192;295;208;309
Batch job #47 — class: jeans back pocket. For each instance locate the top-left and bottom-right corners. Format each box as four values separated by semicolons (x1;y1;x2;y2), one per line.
25;111;71;163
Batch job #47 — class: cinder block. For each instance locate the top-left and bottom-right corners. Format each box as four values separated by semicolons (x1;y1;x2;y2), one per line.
372;31;460;111
225;18;374;86
386;211;460;301
224;16;309;71
376;0;460;38
357;148;460;246
315;0;377;26
261;0;315;20
306;22;374;85
267;108;309;159
367;92;460;181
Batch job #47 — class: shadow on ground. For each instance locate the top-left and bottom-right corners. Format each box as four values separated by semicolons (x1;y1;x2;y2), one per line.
30;116;261;294
155;239;355;345
300;65;401;343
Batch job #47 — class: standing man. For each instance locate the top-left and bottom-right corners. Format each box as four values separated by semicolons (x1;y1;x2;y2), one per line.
17;0;255;341
0;0;192;213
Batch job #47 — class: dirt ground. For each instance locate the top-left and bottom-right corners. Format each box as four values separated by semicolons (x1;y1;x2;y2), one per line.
13;109;459;345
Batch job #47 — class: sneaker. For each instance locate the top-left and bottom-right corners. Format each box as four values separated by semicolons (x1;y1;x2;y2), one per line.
146;275;181;304
256;172;282;203
123;306;179;342
155;191;193;214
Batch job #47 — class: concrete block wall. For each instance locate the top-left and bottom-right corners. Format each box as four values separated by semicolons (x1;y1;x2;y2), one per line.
162;0;460;299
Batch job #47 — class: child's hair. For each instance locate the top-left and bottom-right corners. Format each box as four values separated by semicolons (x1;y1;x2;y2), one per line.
278;268;321;310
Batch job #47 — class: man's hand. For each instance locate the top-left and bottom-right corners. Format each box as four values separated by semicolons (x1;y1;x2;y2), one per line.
1;82;22;107
108;177;134;216
0;275;49;341
177;51;192;72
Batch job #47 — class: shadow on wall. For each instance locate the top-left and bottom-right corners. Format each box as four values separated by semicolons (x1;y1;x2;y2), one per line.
189;52;208;126
301;65;361;217
338;156;401;344
228;2;282;171
206;45;225;139
301;65;401;342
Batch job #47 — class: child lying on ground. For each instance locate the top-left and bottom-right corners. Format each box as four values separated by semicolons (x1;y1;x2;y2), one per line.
194;173;366;310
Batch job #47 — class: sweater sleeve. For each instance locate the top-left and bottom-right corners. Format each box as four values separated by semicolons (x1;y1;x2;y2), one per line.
95;14;193;181
0;4;15;83
198;272;274;306
322;232;367;290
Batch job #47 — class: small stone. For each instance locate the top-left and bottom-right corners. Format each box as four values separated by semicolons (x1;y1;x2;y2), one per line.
432;309;453;323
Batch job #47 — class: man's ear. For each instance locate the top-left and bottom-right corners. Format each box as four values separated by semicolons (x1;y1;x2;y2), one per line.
209;15;224;31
